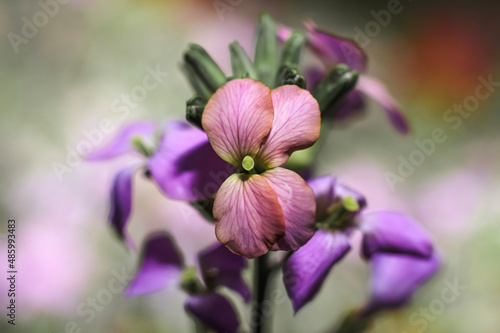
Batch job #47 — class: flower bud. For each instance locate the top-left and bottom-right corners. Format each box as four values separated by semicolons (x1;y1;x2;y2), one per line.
229;41;258;80
254;12;279;87
312;64;359;116
186;95;207;130
183;44;227;95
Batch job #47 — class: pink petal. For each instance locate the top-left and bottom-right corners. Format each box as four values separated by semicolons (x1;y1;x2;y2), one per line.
257;85;321;168
357;76;409;134
213;173;285;259
202;79;274;166
262;168;316;251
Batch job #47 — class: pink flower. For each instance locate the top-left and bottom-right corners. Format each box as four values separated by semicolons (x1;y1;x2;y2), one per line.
202;79;321;258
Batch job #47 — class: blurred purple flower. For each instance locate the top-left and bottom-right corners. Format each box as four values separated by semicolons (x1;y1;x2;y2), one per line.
283;175;438;313
126;232;248;333
278;21;409;134
87;121;231;246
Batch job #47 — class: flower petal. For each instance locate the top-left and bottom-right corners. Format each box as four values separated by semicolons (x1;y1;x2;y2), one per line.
357;76;409;134
198;242;251;302
363;252;440;314
202;79;274;166
185;293;239;333
258;85;321;168
262;168;316;251
148;124;233;201
87;121;158;160
304;21;367;72
359;211;433;259
126;232;184;297
283;230;351;312
304;66;327;92
109;166;137;247
334;89;366;122
307;175;367;221
214;173;285;259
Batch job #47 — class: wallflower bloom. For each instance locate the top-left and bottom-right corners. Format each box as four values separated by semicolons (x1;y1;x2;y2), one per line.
202;78;321;258
126;232;249;333
283;175;439;312
87;121;230;246
279;21;409;134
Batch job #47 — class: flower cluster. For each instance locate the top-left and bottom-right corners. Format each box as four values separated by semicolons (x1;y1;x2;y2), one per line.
89;13;439;333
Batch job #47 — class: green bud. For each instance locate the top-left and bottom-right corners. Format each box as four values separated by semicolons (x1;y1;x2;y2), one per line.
254;13;279;87
181;62;212;99
186;95;207;130
242;155;255;171
229;41;258;79
313;65;359;116
130;136;154;157
278;67;307;89
183;44;227;94
342;195;360;212
181;266;198;284
279;30;306;69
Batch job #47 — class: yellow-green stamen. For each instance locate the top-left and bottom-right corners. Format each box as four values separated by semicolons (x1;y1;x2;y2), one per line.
342;195;359;212
242;155;255;171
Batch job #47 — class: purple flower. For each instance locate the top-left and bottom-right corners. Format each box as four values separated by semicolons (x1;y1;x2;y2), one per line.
283;175;438;313
278;21;409;134
202;79;320;258
126;232;249;333
87;121;231;246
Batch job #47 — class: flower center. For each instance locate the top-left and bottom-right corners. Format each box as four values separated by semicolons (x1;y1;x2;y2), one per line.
242;155;255;172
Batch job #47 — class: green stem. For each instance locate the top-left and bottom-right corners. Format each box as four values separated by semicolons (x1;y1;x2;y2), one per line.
252;253;271;333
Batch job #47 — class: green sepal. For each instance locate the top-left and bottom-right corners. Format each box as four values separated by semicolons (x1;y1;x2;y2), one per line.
186;95;207;130
229;41;258;79
183;44;227;94
313;64;359;116
254;13;279;87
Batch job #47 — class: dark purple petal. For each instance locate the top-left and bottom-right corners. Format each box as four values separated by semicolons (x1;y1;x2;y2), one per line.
185;293;239;333
363;252;440;314
304;21;367;72
198;243;251;302
307;175;367;221
304;66;327;92
283;230;351;312
307;175;336;221
333;89;366;122
87;121;157;160
359;211;433;259
126;232;184;297
334;181;368;211
109;165;136;247
148;124;233;201
357;76;409;134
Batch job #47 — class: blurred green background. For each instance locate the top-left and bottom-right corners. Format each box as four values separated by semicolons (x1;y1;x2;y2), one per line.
1;0;499;332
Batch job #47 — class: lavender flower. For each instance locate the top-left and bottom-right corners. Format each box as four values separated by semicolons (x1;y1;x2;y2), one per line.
283;175;439;313
126;232;249;333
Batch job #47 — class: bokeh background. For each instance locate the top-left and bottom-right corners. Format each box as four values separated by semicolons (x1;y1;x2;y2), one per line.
1;0;499;332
